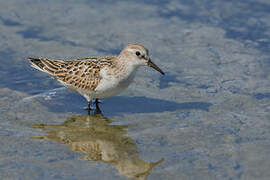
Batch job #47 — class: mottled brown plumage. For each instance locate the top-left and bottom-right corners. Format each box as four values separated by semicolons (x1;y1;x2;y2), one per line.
28;44;164;111
29;56;116;91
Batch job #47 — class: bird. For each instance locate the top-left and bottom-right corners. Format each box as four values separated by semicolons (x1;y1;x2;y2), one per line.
28;43;165;112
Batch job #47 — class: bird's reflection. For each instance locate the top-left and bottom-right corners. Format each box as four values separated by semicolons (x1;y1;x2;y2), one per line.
32;110;163;180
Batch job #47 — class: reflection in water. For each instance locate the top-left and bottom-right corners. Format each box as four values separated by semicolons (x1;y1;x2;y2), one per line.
32;112;163;180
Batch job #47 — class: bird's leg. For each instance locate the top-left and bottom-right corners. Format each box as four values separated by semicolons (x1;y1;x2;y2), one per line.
95;98;102;114
95;98;100;105
87;101;91;115
88;101;91;110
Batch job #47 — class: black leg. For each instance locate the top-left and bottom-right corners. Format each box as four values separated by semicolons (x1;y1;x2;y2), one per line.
95;98;100;104
87;101;91;115
88;101;91;110
95;98;102;114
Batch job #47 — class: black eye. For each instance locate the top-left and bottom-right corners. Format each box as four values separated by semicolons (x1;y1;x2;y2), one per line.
136;51;141;56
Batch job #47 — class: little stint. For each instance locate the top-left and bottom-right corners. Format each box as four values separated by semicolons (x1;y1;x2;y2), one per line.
29;44;164;112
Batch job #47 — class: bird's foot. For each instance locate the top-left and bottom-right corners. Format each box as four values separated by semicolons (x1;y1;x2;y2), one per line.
95;99;102;114
84;99;102;115
94;98;102;104
82;101;91;115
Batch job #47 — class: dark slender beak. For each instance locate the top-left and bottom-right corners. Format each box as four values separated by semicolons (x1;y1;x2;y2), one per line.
147;58;165;75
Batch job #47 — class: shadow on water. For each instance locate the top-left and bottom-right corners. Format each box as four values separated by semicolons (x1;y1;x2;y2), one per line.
32;111;164;180
45;94;212;115
102;96;212;113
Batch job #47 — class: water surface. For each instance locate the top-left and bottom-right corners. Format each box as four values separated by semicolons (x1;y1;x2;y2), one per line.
0;0;270;180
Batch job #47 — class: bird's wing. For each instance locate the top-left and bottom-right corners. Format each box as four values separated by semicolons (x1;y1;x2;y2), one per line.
28;57;115;91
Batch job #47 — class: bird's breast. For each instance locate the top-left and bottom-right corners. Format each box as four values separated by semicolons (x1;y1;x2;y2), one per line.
94;66;137;98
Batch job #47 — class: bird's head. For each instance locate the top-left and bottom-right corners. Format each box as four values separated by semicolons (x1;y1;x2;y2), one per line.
119;44;165;75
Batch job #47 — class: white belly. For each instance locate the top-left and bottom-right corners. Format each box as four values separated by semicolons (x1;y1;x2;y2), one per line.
94;70;136;98
75;66;138;101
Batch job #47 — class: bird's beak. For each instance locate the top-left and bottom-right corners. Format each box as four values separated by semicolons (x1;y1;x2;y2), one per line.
147;58;165;75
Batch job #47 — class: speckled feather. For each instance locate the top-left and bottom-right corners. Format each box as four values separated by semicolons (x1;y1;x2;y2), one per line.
28;44;164;104
29;56;116;91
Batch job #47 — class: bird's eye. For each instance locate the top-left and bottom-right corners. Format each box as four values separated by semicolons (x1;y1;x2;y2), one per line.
136;51;141;56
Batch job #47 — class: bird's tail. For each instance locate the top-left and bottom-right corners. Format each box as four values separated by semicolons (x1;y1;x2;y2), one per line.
28;57;65;76
28;57;46;72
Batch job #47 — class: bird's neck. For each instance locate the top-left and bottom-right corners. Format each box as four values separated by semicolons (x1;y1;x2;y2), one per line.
113;56;139;80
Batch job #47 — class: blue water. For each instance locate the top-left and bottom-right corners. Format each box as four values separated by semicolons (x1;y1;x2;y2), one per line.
0;0;270;180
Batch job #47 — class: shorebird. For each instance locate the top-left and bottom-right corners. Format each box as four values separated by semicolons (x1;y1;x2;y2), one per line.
28;44;164;112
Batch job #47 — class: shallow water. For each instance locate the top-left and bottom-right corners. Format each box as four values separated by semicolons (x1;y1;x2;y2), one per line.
0;0;270;180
